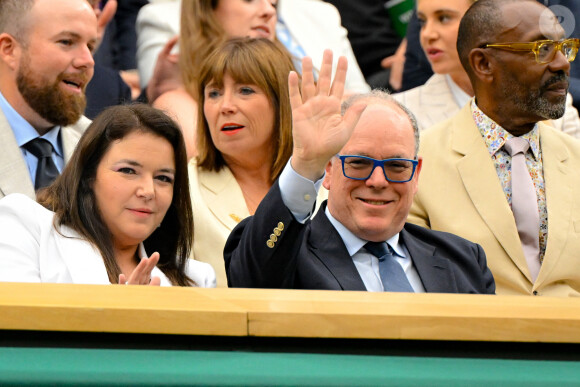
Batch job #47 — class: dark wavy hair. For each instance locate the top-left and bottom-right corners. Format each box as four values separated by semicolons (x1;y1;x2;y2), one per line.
38;104;195;286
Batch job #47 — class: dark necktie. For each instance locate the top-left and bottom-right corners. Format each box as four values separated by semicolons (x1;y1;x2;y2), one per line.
23;138;59;191
365;241;414;292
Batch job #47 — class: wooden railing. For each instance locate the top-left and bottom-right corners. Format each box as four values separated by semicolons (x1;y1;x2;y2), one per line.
1;283;579;343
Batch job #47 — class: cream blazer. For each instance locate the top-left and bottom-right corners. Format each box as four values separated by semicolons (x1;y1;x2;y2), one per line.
408;103;580;296
0;194;216;287
0;109;90;200
393;74;580;138
135;0;369;93
189;160;327;287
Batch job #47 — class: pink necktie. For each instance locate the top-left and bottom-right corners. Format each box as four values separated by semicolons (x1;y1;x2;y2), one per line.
504;137;541;282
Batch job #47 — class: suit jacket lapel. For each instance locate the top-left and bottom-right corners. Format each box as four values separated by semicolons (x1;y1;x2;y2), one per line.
198;166;249;231
400;227;457;293
0;111;35;198
451;105;530;279
61;116;89;162
535;125;572;286
55;225;110;284
308;205;367;291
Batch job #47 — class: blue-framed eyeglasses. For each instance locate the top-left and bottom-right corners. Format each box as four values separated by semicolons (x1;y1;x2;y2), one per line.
337;155;418;182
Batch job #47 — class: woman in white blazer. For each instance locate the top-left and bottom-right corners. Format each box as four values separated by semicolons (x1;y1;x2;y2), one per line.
0;104;216;287
393;0;580;136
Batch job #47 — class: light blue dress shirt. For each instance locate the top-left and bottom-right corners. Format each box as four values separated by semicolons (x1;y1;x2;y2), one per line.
279;159;425;292
0;91;64;187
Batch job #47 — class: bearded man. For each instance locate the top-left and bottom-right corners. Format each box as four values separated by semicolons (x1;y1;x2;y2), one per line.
0;0;97;198
408;0;580;296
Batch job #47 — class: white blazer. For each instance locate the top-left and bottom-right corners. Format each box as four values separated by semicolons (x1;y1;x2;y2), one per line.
136;0;370;93
0;194;216;287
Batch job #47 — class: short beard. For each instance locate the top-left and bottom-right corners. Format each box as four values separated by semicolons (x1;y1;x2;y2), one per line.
17;56;87;127
506;72;568;121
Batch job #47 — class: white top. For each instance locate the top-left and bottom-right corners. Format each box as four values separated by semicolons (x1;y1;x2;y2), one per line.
0;194;216;287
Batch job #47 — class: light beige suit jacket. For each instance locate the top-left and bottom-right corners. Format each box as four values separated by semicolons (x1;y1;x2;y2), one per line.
408;103;580;297
189;160;328;287
0;108;90;199
189;162;249;288
393;74;580;138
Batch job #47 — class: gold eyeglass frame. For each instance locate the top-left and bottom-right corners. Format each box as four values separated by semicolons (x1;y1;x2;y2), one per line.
484;38;579;64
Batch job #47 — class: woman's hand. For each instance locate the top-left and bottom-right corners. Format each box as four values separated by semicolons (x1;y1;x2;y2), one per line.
289;50;366;181
119;252;162;286
146;36;182;103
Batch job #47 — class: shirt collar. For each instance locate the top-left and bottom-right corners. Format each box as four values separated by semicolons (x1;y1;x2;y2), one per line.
471;100;540;160
0;90;63;157
324;206;406;258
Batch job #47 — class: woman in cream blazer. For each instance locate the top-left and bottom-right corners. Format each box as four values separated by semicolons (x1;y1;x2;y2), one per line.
189;39;327;287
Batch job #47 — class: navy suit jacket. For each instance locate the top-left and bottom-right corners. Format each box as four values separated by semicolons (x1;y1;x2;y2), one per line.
225;182;495;293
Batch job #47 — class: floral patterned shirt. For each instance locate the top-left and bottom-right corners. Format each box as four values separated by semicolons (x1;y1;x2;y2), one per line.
471;100;547;261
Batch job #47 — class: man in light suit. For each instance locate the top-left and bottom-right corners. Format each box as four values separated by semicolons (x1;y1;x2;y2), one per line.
225;52;495;294
408;0;580;296
0;0;96;199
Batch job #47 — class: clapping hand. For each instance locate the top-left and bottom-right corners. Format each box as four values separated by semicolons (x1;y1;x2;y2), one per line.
289;50;366;181
119;252;162;286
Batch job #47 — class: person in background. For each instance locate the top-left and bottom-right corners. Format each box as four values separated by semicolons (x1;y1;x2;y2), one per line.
393;0;580;136
0;0;95;199
401;0;580;112
190;38;326;287
0;104;216;287
84;0;135;119
139;0;369;159
408;0;580;296
151;0;281;159
225;51;495;294
322;0;408;90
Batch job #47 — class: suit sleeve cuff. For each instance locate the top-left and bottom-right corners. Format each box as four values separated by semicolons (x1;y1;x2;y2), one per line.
279;158;324;223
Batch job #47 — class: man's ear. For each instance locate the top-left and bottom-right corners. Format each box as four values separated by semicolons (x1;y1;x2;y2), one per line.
412;157;423;195
322;160;333;190
0;33;21;71
469;48;494;85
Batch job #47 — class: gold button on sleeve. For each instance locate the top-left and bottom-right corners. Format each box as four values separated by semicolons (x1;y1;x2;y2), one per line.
277;222;284;230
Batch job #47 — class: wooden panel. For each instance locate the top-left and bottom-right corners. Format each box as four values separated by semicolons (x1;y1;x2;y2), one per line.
204;288;580;342
0;283;247;336
2;284;580;343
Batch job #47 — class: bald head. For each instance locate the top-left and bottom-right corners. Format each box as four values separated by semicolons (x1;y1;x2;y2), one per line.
457;0;537;77
0;0;35;40
341;90;420;156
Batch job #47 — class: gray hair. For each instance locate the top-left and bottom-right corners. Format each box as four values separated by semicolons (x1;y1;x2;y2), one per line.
0;0;35;41
341;89;421;157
